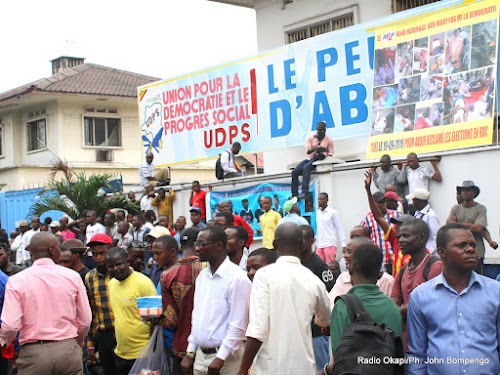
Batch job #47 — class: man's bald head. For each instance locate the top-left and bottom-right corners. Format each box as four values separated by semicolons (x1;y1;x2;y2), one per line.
217;200;230;212
349;236;374;250
273;222;303;257
384;184;397;192
29;232;61;262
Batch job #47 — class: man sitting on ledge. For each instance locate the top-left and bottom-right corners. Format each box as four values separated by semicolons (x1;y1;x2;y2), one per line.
291;122;333;199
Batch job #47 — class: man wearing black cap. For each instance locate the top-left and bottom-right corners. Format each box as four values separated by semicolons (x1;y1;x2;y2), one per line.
190;207;207;230
159;227;207;375
447;180;497;274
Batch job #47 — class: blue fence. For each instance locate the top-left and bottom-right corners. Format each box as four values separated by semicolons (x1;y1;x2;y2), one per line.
0;188;64;234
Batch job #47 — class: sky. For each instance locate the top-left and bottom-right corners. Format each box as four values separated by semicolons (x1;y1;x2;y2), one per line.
0;0;257;93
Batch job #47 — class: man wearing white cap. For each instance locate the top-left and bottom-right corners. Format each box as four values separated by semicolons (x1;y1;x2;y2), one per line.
49;221;62;235
11;220;30;267
277;197;309;227
406;188;439;256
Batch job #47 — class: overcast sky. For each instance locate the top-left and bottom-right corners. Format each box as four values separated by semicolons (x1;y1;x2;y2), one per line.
0;0;257;93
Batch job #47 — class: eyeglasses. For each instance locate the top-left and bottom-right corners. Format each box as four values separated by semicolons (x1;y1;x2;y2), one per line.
194;241;216;248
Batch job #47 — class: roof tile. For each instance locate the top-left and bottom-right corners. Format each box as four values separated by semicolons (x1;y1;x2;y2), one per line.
0;63;160;102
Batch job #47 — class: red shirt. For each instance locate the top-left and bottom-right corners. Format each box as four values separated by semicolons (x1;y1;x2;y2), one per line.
391;255;443;306
160;256;207;358
191;190;207;219
391;254;442;351
385;227;410;275
233;214;254;248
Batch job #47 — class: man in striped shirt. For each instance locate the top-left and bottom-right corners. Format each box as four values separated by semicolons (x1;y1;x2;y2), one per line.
84;234;117;375
360;191;400;273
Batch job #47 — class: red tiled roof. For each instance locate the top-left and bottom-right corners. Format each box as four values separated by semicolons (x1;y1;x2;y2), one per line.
0;63;160;102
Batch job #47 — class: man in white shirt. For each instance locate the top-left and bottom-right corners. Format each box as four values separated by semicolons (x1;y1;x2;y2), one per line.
140;184;155;212
399;153;442;194
407;188;440;256
238;222;331;375
21;217;41;266
220;142;242;179
11;220;30;266
85;211;106;245
139;152;170;188
316;192;346;264
181;226;251;375
139;152;156;188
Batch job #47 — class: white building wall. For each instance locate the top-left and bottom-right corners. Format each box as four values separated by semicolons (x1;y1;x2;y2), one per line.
254;0;392;52
58;99;141;167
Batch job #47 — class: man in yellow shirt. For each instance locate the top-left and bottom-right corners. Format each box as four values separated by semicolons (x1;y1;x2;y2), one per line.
151;188;175;226
106;247;158;375
259;196;282;249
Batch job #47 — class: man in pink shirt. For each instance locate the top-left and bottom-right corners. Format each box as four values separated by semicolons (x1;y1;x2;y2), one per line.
329;236;394;309
0;232;92;375
291;122;333;198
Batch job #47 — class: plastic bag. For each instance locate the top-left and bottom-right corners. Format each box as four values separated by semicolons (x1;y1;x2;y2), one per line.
129;325;170;375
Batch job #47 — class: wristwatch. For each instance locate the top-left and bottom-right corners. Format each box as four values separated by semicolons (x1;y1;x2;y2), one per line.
186;350;196;359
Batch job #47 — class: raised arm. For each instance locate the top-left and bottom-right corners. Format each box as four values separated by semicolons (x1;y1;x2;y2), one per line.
364;170;390;234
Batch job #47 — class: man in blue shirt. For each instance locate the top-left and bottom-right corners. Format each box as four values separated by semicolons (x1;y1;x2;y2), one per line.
407;223;500;375
278;197;309;227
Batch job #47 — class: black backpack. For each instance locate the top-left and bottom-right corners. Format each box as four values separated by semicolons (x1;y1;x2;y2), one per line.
332;294;405;375
399;255;440;285
215;153;224;180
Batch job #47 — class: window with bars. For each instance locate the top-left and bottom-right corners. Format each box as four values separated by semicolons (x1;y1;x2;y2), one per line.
286;13;354;44
394;0;442;12
84;117;122;147
27;118;47;152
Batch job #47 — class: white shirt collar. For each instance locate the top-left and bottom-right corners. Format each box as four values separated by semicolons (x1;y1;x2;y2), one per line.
276;255;301;265
209;256;232;279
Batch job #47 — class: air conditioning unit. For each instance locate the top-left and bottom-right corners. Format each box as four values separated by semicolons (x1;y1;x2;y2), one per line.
96;150;113;162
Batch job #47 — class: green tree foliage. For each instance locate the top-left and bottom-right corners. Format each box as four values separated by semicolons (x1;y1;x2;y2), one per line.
29;160;140;219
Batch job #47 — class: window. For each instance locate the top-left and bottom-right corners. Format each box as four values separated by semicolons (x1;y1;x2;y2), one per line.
286;13;354;44
394;0;442;12
27;118;47;151
0;125;3;157
84;117;122;147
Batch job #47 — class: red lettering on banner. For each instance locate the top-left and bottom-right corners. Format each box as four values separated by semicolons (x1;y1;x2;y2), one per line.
241;123;251;142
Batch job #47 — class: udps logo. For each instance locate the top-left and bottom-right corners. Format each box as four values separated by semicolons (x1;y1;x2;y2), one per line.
382;31;396;42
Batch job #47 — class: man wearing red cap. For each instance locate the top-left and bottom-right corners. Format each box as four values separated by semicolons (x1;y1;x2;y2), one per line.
384;191;403;213
84;233;117;375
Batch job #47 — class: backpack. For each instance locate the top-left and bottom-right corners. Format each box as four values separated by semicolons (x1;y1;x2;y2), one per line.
215;153;224;180
399;255;440;285
332;294;405;375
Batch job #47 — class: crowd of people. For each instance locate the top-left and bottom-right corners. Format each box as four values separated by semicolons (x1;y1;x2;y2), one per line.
0;143;499;375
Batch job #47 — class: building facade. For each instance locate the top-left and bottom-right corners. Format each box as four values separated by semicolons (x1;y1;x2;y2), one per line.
0;57;216;192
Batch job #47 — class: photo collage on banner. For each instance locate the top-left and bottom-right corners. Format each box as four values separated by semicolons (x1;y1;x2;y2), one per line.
372;17;497;138
207;183;317;239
